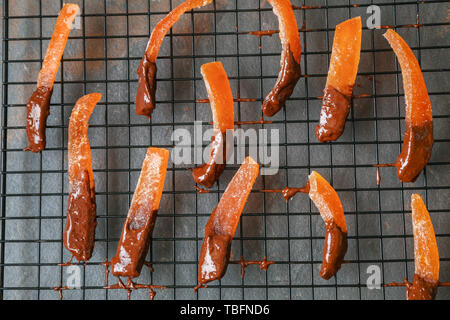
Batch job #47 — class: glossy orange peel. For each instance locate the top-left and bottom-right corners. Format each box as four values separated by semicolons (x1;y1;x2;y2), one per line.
192;61;234;188
316;16;362;142
136;0;213;118
64;92;101;262
383;29;433;182
262;0;302;117
196;156;260;288
268;0;301;64
111;148;169;278
25;4;79;153
308;171;348;279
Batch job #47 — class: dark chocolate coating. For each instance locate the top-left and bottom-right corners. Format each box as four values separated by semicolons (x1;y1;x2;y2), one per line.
395;121;433;183
111;209;159;278
64;170;97;262
406;274;438;300
25;86;53;153
136;54;157;119
197;222;232;286
315;85;351;143
262;45;301;117
192;130;227;188
320;222;348;280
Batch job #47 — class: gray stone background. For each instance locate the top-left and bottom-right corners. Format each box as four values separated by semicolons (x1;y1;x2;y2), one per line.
1;0;449;300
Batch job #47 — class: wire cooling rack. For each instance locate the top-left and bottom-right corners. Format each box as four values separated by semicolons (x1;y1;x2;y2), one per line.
1;0;450;300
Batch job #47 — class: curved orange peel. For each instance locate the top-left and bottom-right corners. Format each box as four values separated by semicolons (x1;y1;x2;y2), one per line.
25;3;79;153
111;148;169;278
64;92;101;262
316;16;362;142
196;156;259;288
383;29;433;182
136;0;213;118
192;61;234;188
308;171;347;280
262;0;302;117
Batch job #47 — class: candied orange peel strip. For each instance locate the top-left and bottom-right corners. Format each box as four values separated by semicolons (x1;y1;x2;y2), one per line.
381;29;433;182
136;0;213;119
64;93;101;262
146;0;213;63
262;0;302;117
308;171;347;280
316;16;362;142
404;194;439;300
192;61;234;188
200;62;235;132
268;0;301;64
25;3;79;153
111;148;169;278
196;157;260;289
325;17;362;98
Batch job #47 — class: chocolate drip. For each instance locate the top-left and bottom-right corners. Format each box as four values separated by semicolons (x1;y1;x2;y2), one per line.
25;86;53;153
262;44;301;117
282;184;309;202
192;130;227;188
292;5;322;10
197;225;232;288
229;256;275;278
53;284;70;300
395;121;433;182
63;170;97;262
104;276;166;300
406;274;438;300
198;98;258;103
136;54;157;119
261;184;310;202
208;118;272;126
320;222;348;280
111;209;159;278
315;85;352;143
249;30;278;37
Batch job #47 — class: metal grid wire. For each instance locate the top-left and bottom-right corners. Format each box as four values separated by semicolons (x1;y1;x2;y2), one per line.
1;0;450;300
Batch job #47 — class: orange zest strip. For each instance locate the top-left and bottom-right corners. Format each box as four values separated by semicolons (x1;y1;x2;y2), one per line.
382;29;433;182
262;0;302;117
308;171;348;280
111;148;169;278
64;93;101;262
25;3;79;153
192;62;234;188
196;157;260;289
404;194;439;300
135;0;213;119
315;16;362;142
